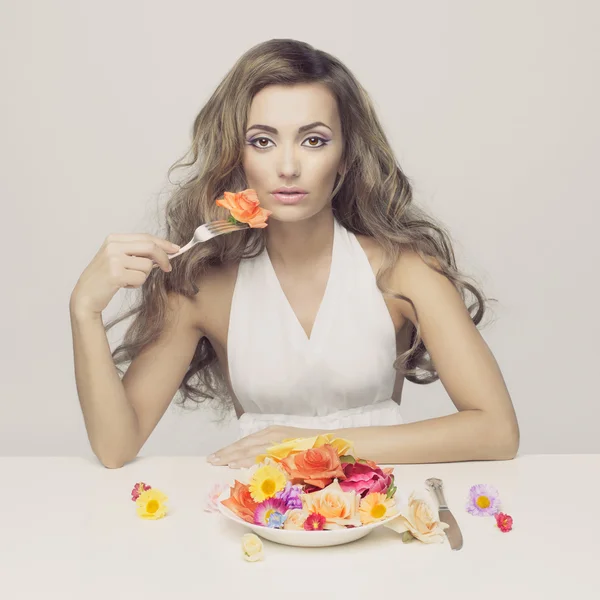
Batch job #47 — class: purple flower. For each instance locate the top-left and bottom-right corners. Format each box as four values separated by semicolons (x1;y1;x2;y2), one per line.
466;484;501;516
274;481;303;510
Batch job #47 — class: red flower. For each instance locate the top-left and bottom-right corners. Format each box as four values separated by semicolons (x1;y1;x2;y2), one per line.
495;512;513;532
303;483;322;495
339;462;393;498
131;482;152;501
304;512;326;531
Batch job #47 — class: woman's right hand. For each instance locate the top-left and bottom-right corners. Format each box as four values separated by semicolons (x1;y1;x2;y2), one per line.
70;233;180;317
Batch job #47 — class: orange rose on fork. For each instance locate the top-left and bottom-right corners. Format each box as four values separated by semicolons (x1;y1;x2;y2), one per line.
281;444;346;489
215;188;272;228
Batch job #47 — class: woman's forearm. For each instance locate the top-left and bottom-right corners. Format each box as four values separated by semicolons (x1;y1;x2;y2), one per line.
69;299;140;468
329;409;519;464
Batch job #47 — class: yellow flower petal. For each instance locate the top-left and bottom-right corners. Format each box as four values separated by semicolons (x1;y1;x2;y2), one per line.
135;488;168;520
359;492;397;525
257;434;355;463
248;465;287;502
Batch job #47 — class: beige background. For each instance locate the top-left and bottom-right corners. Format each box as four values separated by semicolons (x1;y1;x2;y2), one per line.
1;0;598;459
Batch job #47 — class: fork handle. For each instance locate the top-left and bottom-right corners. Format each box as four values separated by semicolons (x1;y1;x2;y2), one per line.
167;239;197;259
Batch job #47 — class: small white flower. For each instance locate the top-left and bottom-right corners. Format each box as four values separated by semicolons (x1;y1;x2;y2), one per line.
241;533;264;562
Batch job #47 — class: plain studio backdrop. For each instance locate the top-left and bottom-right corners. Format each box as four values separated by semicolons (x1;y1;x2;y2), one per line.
1;0;598;459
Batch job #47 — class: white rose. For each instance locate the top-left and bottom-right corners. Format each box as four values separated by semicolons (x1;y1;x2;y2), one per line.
384;492;449;544
283;509;309;531
241;533;264;562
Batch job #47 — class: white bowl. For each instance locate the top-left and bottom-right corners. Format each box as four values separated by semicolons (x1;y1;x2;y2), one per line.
217;489;402;547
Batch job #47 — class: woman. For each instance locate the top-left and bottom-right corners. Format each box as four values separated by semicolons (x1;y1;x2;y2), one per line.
70;39;519;469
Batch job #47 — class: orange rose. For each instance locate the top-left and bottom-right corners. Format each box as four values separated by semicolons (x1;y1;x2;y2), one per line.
221;480;258;524
281;444;346;489
215;188;272;228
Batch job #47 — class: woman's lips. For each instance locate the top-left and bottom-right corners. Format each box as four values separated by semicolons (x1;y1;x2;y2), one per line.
271;192;308;205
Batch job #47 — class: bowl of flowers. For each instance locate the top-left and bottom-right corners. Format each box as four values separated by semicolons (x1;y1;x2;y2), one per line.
217;434;402;547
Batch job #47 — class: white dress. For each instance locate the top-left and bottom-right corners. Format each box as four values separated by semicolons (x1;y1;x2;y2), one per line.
227;215;404;439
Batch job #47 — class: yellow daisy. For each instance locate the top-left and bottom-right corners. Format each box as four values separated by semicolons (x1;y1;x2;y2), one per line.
136;488;168;520
359;492;398;525
248;465;287;502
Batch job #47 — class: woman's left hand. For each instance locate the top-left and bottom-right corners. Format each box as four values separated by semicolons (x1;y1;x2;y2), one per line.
206;425;323;468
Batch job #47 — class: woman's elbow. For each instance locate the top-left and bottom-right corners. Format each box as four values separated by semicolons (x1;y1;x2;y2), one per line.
96;450;136;469
493;418;520;460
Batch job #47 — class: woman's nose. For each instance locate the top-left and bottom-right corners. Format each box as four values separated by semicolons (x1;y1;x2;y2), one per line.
277;146;300;178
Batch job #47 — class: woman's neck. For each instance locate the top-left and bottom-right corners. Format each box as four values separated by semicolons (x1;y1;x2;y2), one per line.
265;208;335;271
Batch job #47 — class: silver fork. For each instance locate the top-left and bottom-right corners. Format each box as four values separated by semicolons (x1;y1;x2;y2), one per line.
166;220;249;260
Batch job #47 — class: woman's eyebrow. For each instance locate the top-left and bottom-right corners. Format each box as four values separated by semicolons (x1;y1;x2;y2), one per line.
245;121;332;134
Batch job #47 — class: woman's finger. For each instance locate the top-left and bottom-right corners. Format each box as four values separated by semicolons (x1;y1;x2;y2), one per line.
227;443;279;468
229;456;258;469
105;233;179;254
209;427;282;463
122;255;155;275
228;450;269;469
208;439;253;464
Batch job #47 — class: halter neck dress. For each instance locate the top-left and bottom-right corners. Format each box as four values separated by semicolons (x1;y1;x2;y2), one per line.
227;216;404;439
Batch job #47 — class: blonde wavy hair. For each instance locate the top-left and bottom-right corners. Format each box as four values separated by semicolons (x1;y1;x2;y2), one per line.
105;38;494;417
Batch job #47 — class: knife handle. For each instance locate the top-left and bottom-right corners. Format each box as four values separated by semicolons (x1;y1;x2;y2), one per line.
425;477;449;509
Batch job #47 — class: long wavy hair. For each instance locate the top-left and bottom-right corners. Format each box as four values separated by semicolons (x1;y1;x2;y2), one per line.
105;38;494;418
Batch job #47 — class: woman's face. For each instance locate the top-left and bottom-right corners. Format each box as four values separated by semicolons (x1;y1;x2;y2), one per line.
241;83;344;223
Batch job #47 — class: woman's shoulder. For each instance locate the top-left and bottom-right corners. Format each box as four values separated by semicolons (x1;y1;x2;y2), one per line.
355;233;442;279
353;233;449;325
354;234;410;334
354;233;385;276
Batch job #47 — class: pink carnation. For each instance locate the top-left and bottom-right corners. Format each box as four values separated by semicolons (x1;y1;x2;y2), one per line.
131;481;152;501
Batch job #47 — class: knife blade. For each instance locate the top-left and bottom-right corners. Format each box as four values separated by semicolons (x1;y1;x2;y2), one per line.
425;477;464;551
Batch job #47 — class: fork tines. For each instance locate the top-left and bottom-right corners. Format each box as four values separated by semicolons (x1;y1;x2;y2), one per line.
207;220;248;232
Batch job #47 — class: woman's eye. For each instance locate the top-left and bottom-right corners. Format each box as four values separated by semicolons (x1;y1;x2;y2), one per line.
303;136;328;148
252;137;273;148
249;136;328;149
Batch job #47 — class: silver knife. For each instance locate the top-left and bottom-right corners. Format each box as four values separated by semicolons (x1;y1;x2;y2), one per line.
425;477;464;551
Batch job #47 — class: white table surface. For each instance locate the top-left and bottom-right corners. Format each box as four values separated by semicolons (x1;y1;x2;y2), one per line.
1;454;598;599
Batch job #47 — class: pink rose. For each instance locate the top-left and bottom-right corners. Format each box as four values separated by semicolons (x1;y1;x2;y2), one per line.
338;462;393;498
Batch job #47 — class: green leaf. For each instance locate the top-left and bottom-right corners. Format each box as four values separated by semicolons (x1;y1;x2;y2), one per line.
386;474;397;499
401;531;416;543
227;215;243;226
386;482;397;499
340;455;356;464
